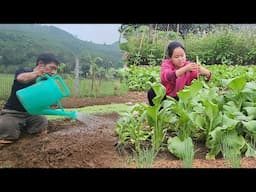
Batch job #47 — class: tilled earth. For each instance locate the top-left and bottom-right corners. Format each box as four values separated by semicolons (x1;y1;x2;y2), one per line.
1;91;256;168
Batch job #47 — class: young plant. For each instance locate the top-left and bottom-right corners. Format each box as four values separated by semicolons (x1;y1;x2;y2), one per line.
167;136;195;168
146;83;171;151
115;103;150;152
182;137;195;168
134;147;158;168
221;133;241;168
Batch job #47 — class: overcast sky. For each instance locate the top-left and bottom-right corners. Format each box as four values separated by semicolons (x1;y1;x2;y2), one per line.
42;24;121;45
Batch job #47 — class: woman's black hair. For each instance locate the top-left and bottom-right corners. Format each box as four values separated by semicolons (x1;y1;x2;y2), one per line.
167;41;185;58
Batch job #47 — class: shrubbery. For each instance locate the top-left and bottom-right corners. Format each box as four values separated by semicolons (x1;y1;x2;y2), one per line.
120;25;256;66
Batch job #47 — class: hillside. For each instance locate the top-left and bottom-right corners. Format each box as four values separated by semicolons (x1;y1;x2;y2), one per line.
0;24;122;73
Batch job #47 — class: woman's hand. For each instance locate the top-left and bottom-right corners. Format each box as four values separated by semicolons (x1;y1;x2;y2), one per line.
198;66;211;81
186;62;199;72
176;62;199;77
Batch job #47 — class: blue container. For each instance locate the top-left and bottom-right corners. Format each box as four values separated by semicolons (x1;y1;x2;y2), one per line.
16;74;77;119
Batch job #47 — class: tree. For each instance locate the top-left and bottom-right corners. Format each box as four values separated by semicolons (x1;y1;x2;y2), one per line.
88;55;103;97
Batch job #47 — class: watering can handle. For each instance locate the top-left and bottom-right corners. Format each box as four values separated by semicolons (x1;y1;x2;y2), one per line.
36;74;70;97
36;74;50;83
53;75;70;97
56;100;64;111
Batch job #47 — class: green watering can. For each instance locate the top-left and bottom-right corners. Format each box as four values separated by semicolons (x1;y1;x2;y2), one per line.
16;74;77;119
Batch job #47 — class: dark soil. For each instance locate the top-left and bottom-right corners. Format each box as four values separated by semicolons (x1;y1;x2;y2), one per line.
1;91;256;168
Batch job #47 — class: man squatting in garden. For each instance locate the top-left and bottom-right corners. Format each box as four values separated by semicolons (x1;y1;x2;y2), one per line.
0;53;60;144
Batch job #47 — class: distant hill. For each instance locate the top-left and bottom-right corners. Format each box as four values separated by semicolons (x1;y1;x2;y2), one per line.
0;24;122;73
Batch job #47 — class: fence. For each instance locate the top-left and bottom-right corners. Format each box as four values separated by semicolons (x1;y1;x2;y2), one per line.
0;72;127;102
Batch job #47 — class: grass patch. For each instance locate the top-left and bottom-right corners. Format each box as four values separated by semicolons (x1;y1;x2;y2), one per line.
64;78;128;97
0;73;13;100
47;103;129;120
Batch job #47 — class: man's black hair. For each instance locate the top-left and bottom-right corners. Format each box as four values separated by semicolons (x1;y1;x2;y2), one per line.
167;41;185;58
36;53;60;66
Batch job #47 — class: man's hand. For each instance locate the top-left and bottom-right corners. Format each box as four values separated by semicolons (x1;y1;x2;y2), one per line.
50;104;59;109
36;66;45;76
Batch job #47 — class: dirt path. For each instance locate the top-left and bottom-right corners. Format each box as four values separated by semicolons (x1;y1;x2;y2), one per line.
1;91;256;168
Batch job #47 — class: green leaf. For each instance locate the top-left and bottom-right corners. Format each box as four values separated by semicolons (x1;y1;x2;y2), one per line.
243;107;256;119
178;80;203;100
222;114;239;129
227;76;246;93
189;112;205;130
204;100;219;122
245;143;256;157
243;120;256;134
223;131;245;152
151;83;166;106
206;126;226;160
167;136;193;159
